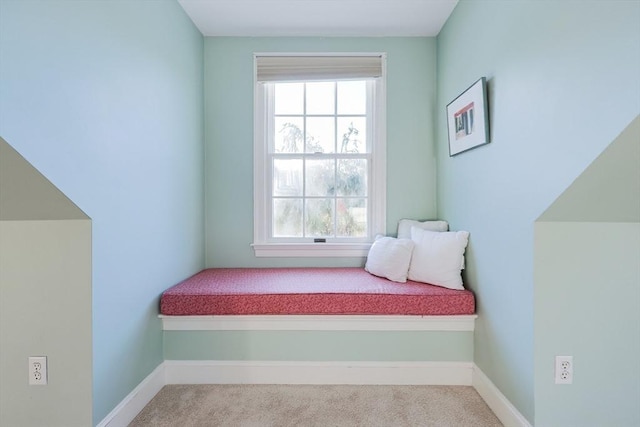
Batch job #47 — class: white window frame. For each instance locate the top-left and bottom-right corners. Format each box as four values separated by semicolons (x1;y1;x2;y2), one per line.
252;53;386;257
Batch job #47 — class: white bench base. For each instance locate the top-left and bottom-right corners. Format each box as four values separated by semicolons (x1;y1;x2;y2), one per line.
159;314;477;331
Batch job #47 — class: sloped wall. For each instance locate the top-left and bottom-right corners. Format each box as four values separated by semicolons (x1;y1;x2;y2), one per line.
0;139;92;426
538;116;640;223
534;116;640;426
0;139;88;220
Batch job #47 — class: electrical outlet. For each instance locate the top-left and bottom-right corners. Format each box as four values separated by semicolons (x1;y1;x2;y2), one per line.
29;356;47;385
555;355;573;384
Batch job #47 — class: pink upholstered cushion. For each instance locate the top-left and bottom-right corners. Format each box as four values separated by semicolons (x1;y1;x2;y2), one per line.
160;268;475;316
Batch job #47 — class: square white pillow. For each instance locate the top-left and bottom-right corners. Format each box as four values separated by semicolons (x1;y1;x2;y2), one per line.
397;219;449;239
408;227;469;290
365;236;415;283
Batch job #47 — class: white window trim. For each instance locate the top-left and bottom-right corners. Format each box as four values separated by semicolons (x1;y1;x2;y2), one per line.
253;53;386;258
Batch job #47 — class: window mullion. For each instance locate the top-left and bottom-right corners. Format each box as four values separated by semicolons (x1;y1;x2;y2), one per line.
333;82;339;238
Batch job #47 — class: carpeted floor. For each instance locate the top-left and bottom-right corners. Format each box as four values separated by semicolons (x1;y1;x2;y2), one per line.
129;384;503;427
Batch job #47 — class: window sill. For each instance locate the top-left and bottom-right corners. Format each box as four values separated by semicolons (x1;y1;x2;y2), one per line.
251;242;371;257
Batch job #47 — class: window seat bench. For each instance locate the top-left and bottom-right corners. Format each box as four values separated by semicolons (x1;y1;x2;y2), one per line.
160;268;476;384
160;268;475;332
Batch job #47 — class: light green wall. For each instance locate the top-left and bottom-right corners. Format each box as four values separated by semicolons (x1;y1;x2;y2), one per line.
436;0;640;423
0;1;204;424
534;222;640;426
169;36;463;374
164;331;473;361
204;37;437;267
0;220;92;427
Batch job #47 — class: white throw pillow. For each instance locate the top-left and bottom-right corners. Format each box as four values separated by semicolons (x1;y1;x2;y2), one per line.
408;227;469;290
365;236;415;283
397;219;449;239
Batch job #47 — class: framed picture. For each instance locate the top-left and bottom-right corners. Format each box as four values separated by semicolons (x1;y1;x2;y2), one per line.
446;77;490;156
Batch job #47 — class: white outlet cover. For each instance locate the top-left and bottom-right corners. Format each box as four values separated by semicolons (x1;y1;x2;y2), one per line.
29;356;47;385
555;355;573;384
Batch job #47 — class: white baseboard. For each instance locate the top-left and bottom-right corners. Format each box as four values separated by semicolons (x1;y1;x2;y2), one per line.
472;364;532;427
96;363;165;427
164;360;474;386
98;360;531;427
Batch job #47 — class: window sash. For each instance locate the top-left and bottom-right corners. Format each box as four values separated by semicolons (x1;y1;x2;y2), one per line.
268;152;372;243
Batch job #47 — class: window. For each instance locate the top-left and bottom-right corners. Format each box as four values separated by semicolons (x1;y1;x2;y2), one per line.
253;54;386;257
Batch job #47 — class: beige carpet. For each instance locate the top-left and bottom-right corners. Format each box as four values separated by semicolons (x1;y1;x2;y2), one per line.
129;384;503;427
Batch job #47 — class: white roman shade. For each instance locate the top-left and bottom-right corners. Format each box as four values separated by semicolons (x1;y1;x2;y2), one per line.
255;55;384;82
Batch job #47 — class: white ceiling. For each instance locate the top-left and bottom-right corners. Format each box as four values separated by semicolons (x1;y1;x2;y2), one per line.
177;0;459;37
